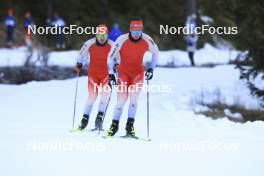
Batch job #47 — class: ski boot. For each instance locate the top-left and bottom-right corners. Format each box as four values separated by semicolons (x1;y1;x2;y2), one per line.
107;120;119;136
78;114;89;130
125;118;136;137
95;112;104;130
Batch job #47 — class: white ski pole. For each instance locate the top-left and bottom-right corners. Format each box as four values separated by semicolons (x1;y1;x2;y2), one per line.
147;79;150;138
72;72;79;129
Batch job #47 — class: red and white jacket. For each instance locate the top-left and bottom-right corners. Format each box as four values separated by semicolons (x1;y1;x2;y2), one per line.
77;38;114;75
107;33;159;74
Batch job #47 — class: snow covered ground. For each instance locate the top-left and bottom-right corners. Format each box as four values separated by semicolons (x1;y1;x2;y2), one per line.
0;43;239;67
0;65;263;176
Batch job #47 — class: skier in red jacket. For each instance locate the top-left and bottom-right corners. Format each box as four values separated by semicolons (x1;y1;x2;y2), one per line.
107;18;159;137
74;24;114;130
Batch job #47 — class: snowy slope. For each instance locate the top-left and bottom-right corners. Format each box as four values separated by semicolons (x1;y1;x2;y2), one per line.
0;65;263;176
0;43;239;67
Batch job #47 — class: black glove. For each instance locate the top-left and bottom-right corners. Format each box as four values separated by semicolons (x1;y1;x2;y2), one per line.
114;63;119;73
109;74;117;87
145;68;153;80
74;63;83;73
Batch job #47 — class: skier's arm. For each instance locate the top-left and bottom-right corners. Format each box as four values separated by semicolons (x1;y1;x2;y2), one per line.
149;53;158;69
107;34;127;74
107;41;120;74
76;44;88;65
107;40;115;74
75;38;94;72
143;33;159;69
76;38;95;65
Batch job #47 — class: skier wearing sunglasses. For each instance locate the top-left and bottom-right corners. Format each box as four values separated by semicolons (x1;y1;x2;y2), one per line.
74;24;114;131
106;18;159;137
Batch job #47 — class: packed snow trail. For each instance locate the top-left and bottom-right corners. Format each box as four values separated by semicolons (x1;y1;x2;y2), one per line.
0;65;263;176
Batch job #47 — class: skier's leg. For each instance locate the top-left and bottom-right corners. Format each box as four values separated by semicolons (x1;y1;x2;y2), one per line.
98;75;111;114
24;29;30;49
56;33;60;49
60;33;66;49
84;76;99;115
79;76;98;129
188;52;195;66
7;26;14;48
127;72;144;119
124;91;141;136
113;73;129;121
95;75;111;129
128;90;141;119
126;72;144;136
107;73;129;136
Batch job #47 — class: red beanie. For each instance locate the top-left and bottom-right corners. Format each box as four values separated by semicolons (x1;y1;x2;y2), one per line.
96;24;108;34
130;20;143;30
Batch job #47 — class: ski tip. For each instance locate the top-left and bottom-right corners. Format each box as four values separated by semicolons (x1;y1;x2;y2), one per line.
138;136;152;141
142;138;152;141
102;135;151;141
120;135;152;142
137;137;152;142
102;135;113;139
69;128;82;133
